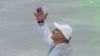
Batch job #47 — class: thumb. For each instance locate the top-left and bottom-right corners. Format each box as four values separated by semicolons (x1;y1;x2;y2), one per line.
44;13;48;19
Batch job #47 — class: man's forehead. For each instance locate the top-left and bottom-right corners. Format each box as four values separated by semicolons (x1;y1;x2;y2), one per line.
54;28;60;31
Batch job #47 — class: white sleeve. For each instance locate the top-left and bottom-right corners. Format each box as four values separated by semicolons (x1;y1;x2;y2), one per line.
38;22;53;45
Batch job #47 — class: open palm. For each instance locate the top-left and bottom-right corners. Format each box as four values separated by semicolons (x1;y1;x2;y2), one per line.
34;7;48;22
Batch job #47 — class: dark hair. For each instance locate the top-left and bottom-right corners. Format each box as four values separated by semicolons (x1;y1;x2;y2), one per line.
64;37;71;43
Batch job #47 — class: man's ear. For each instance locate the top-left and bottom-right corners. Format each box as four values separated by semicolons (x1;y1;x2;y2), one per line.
69;37;71;39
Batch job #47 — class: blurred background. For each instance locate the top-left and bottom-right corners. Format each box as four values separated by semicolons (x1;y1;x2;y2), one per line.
0;0;100;56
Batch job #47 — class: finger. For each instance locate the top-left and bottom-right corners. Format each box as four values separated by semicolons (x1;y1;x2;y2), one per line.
36;7;40;13
34;12;37;17
39;7;44;14
45;13;48;19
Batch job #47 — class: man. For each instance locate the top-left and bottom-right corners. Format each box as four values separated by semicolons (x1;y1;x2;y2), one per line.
34;7;73;56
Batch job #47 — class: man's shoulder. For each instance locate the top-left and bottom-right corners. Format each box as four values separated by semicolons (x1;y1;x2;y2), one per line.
55;43;72;51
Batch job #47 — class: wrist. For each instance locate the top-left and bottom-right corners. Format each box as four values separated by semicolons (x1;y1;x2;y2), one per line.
38;21;45;26
37;21;44;23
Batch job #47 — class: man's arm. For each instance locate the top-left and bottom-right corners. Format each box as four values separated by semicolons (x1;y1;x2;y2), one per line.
34;7;53;45
38;22;53;45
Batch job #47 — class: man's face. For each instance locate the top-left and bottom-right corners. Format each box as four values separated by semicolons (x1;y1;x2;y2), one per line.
51;28;65;42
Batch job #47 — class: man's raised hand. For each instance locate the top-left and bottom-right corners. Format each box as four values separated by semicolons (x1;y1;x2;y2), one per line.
34;7;48;22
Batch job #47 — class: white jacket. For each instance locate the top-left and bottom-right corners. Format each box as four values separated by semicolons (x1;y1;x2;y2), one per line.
38;23;73;56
